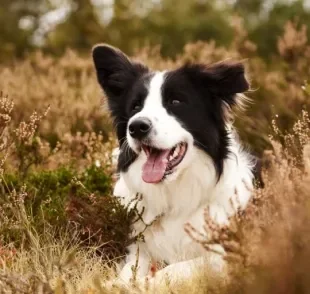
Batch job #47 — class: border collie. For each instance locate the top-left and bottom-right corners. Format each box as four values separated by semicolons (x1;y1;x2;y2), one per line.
92;44;254;283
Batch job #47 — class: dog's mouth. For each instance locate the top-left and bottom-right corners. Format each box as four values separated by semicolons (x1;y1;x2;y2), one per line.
141;142;187;184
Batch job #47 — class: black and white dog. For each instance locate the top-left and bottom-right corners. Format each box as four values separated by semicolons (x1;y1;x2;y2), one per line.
92;44;255;283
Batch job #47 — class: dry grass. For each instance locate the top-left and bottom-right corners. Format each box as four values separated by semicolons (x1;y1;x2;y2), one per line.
0;20;310;293
1;136;310;294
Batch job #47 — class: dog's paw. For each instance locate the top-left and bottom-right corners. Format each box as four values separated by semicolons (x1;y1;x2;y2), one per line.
104;275;153;292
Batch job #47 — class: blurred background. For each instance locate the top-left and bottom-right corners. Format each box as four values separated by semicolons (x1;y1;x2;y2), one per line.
2;0;310;62
1;3;310;289
1;0;310;156
0;0;310;158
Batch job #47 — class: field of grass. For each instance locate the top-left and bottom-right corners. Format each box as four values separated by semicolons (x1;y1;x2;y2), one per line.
1;20;310;293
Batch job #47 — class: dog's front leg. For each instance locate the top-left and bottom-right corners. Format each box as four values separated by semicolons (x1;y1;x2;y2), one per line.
149;254;227;286
150;257;206;284
119;243;151;283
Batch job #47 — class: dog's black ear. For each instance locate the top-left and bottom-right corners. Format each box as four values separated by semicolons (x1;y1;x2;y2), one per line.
185;61;249;107
92;44;148;100
204;62;249;95
92;44;148;145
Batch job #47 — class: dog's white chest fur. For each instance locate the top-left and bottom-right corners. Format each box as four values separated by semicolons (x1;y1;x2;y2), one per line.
114;139;254;279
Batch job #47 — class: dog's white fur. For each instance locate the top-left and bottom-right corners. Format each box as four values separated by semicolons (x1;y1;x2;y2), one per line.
112;72;254;283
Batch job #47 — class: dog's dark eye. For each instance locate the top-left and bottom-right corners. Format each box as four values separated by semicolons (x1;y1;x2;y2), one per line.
133;103;141;110
170;99;181;105
131;92;146;112
132;101;142;111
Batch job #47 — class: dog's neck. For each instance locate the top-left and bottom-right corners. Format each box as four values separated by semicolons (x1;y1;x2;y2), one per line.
114;136;254;225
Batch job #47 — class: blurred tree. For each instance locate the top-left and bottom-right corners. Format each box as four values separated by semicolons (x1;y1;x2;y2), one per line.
234;0;264;16
245;0;310;59
103;0;144;53
44;0;104;55
46;0;235;56
0;0;50;62
1;0;310;62
232;0;265;28
137;0;235;57
103;0;235;56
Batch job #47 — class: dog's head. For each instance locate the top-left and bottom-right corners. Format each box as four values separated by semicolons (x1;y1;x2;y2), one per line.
92;44;249;184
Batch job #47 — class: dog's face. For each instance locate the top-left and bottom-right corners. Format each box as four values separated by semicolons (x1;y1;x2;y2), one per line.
93;45;249;184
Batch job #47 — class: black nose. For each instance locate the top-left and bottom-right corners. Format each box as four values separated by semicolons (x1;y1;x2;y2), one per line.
128;118;152;140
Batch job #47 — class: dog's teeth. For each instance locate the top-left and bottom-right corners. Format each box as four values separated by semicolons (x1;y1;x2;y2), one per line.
173;145;180;157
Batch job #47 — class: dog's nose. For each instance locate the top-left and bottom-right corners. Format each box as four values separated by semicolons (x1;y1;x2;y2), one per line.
129;118;152;140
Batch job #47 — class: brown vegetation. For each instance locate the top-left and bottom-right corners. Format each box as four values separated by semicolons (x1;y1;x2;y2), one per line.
0;20;310;293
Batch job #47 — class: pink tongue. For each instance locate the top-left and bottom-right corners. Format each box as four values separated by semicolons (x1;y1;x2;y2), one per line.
142;149;170;183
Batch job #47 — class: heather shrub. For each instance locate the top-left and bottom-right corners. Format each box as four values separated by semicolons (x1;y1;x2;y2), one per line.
1;164;113;241
1;121;310;292
0;18;310;293
0;91;131;260
223;114;310;294
1;19;309;158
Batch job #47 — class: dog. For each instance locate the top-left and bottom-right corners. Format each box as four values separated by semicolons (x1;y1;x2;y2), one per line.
92;44;255;284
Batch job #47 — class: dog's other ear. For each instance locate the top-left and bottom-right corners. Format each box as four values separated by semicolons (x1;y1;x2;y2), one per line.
185;61;249;107
92;44;148;100
204;62;249;95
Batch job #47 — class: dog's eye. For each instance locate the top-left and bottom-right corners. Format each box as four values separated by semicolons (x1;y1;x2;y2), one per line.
132;101;142;111
170;99;181;105
134;104;141;110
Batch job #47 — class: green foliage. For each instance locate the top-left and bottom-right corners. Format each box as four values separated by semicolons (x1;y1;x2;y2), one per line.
248;0;310;59
234;0;264;15
45;0;104;55
0;0;52;62
105;0;235;57
0;165;115;246
79;165;112;195
303;81;310;96
25;167;74;224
